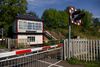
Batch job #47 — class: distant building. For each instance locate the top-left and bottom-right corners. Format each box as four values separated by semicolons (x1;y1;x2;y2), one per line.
13;14;43;45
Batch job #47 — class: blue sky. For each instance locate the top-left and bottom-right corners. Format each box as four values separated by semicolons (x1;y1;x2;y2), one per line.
27;0;100;18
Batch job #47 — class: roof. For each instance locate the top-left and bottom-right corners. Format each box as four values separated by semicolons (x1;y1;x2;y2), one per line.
16;14;43;21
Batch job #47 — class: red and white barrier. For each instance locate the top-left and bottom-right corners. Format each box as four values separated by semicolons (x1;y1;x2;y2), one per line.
0;44;63;58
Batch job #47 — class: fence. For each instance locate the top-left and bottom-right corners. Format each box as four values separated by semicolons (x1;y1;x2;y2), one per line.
0;38;31;51
0;39;8;48
64;39;100;61
9;39;30;49
0;39;63;51
0;47;63;67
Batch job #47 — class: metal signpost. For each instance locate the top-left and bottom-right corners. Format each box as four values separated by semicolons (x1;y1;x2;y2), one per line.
66;6;85;59
67;6;75;59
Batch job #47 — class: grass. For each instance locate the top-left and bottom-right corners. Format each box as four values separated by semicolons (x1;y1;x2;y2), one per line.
67;57;100;67
84;62;100;67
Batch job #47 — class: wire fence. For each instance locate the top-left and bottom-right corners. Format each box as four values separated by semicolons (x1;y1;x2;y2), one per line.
64;39;100;61
0;47;63;67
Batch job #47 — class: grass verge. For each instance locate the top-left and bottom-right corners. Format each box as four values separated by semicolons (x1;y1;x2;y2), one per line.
67;57;100;67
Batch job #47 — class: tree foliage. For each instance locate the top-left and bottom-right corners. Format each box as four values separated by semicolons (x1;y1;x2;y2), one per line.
42;9;68;29
42;7;100;38
42;8;94;30
81;10;93;29
0;0;27;37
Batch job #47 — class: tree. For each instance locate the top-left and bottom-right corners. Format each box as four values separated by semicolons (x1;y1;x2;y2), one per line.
42;9;68;29
81;10;93;29
0;0;27;37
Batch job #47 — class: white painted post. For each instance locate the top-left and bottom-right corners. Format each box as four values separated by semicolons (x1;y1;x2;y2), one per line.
78;39;80;60
82;40;84;60
8;38;10;51
84;40;86;61
72;39;74;57
64;39;67;60
99;40;100;60
92;40;94;61
71;39;72;57
85;40;88;61
65;39;69;59
88;40;90;61
93;40;95;61
90;40;92;61
76;39;78;59
80;40;82;60
74;39;76;57
87;40;89;61
96;40;98;61
72;39;73;58
84;39;87;61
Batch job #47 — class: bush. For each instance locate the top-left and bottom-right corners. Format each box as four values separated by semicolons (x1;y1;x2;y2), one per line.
67;57;82;64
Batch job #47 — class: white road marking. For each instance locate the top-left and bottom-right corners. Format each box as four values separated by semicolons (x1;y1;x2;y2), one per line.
37;60;63;67
48;60;63;67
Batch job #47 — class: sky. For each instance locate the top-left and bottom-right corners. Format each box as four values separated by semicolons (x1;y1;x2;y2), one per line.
27;0;100;18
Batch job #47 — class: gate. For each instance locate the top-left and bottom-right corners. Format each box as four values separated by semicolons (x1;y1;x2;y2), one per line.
0;45;63;67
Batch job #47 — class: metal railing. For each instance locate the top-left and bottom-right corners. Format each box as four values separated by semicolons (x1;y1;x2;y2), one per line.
0;47;63;67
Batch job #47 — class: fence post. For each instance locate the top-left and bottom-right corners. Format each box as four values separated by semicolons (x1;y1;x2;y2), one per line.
7;38;10;51
71;39;74;57
90;40;92;61
63;39;67;60
95;40;97;61
99;40;100;60
93;40;96;61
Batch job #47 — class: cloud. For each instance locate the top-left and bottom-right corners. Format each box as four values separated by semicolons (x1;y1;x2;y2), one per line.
27;0;72;6
28;0;56;5
27;0;54;8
